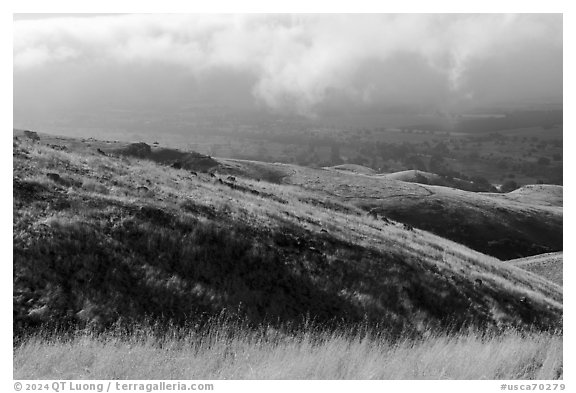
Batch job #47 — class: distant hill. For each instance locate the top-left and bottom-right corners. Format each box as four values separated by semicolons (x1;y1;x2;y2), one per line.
508;252;563;286
13;130;561;338
325;164;377;175
499;185;563;207
377;169;487;191
218;160;562;260
323;168;492;193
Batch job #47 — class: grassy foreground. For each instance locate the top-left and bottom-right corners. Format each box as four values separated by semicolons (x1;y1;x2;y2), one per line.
14;323;562;380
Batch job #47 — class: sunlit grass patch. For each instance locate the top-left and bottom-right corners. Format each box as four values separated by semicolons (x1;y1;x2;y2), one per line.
14;323;562;380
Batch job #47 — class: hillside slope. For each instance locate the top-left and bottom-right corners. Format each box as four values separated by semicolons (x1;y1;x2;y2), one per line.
13;131;562;339
496;185;563;208
508;252;563;286
377;169;484;191
217;159;562;260
324;164;377;175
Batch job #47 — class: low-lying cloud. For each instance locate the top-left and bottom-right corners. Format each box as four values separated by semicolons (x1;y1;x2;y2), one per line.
14;14;562;116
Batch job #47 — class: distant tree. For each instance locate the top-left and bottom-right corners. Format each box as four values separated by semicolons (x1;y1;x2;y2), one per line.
537;157;551;166
551;140;562;148
414;173;429;185
23;130;40;142
429;155;445;172
433;142;449;156
406;155;427;171
501;180;520;193
471;175;492;191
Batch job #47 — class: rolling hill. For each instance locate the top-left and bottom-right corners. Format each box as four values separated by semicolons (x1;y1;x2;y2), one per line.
13;130;562;339
324;164;377;175
508;252;563;285
376;169;488;192
498;185;563;207
215;159;562;260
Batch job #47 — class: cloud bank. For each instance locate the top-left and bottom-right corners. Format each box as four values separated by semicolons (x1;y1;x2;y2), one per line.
14;14;562;116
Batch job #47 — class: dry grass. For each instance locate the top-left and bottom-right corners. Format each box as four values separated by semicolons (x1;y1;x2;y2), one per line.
509;252;563;285
14;324;562;380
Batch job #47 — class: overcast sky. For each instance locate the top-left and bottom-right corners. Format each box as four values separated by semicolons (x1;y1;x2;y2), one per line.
13;13;562;123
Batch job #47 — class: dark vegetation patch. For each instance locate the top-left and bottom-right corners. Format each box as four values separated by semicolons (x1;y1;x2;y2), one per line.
365;199;562;260
215;160;291;184
116;143;219;173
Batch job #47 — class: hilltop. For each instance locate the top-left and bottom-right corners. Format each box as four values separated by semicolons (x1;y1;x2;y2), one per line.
376;169;489;192
324;164;377;175
13;130;562;339
500;185;563;207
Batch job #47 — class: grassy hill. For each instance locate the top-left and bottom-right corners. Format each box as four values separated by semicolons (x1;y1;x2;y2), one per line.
215;159;562;260
324;164;377;175
508;252;563;286
13;130;562;339
376;169;489;192
498;185;563;208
